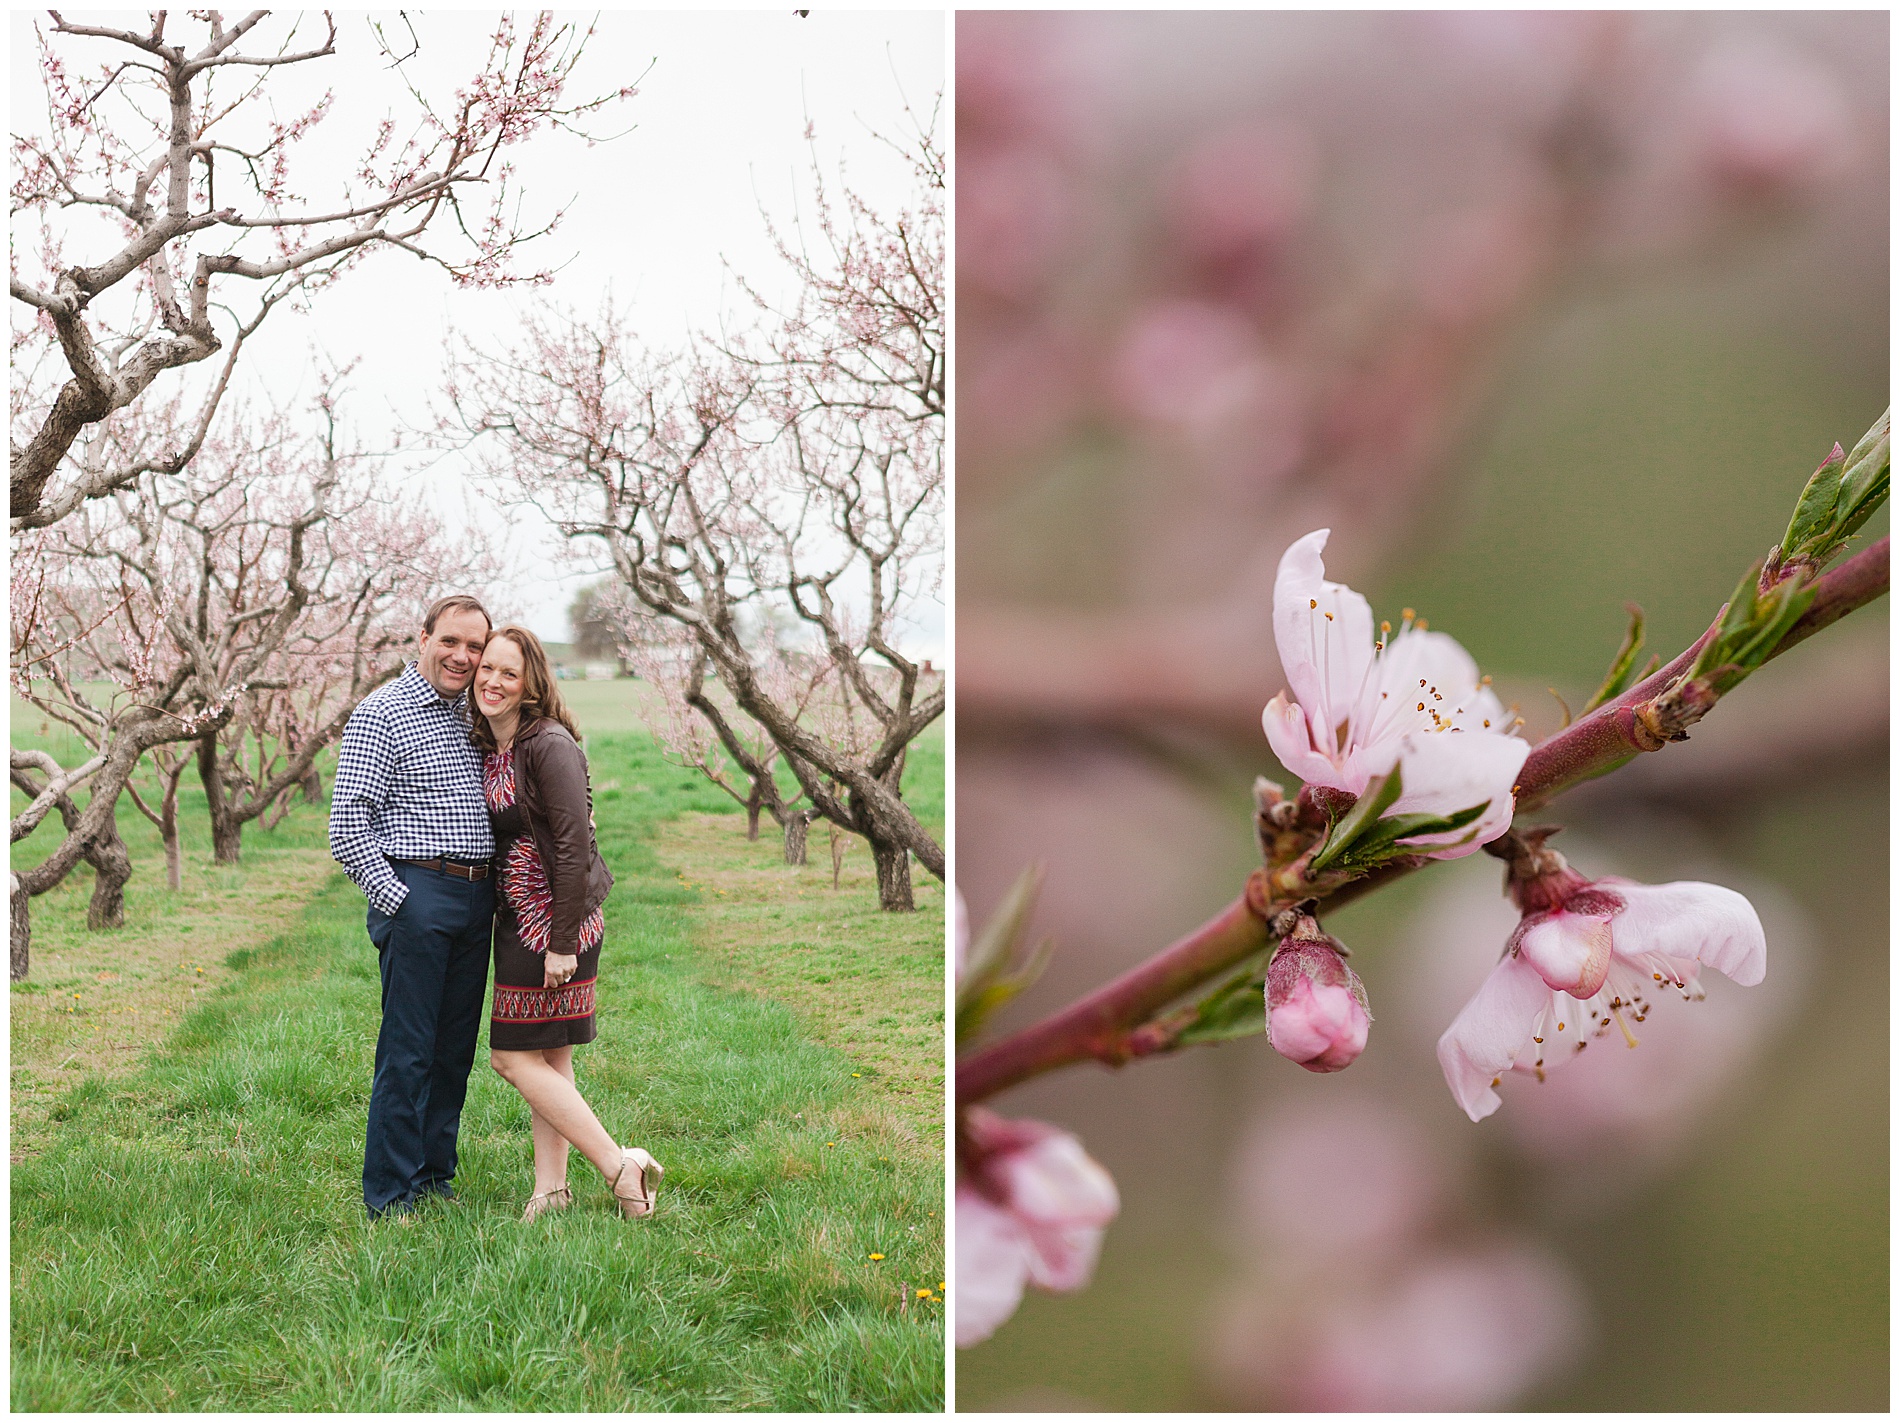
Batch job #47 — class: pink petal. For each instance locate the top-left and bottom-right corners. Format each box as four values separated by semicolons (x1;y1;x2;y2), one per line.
1389;724;1529;859
993;1130;1121;1231
1022;1219;1108;1293
1269;977;1371;1072
1273;529;1376;751
1605;879;1767;987
1517;911;1613;998
955;1184;1031;1347
1437;953;1553;1122
1363;628;1485;723
1264;690;1350;791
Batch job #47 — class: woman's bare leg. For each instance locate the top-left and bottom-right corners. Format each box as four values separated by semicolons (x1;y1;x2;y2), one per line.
492;1047;622;1182
528;1048;581;1193
528;1105;570;1195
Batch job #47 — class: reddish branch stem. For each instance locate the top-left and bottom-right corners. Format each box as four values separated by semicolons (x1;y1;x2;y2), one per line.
957;534;1888;1106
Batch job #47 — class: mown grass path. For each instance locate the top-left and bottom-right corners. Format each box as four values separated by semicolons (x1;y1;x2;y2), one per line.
11;729;945;1410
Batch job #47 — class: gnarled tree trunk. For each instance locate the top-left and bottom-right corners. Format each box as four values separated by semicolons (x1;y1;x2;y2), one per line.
871;839;914;913
783;811;810;866
84;802;132;928
197;734;247;864
746;780;764;841
11;873;29;982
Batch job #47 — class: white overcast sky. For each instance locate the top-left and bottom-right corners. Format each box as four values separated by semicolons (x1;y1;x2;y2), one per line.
11;9;945;650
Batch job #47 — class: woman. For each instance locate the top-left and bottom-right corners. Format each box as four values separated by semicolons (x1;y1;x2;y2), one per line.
472;624;662;1221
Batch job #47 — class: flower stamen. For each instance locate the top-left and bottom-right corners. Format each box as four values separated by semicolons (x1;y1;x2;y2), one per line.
1610;1004;1639;1049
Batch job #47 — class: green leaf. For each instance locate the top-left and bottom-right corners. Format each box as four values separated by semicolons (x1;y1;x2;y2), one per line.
1841;407;1890;472
1174;975;1269;1047
1379;801;1487;843
1835;419;1890;542
956;866;1052;1045
1310;764;1404;872
1729;582;1816;674
957;866;1039;1000
1781;440;1848;554
1778;410;1889;566
1327;800;1489;872
1719;561;1763;639
1692;562;1764;681
1583;605;1647;713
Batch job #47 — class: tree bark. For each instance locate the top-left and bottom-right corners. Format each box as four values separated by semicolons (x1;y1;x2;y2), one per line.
784;812;810;866
84;799;133;929
746;780;764;841
161;785;183;891
300;765;323;803
13;762;137;938
11;873;29;982
871;839;914;912
196;733;245;864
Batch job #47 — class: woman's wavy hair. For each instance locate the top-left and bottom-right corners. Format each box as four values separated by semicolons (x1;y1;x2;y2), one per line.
470;624;584;752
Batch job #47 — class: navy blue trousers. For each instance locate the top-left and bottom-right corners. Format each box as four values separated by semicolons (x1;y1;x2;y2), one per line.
363;861;494;1216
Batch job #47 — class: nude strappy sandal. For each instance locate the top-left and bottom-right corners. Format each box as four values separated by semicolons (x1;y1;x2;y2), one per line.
610;1147;663;1219
521;1184;573;1222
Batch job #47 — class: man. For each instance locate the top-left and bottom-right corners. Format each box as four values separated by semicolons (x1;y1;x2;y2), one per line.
329;595;496;1218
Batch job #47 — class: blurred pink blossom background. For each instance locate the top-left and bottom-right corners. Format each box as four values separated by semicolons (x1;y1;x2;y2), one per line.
954;9;1886;1411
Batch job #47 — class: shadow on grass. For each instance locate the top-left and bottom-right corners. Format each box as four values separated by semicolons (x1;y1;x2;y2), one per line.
11;732;944;1411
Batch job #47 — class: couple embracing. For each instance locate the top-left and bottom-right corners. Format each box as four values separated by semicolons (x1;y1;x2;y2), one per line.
328;595;662;1222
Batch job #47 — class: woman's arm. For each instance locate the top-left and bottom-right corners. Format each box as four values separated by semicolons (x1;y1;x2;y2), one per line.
521;730;595;959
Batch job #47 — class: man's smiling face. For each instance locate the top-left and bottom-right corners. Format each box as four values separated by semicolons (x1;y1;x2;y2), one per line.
417;607;490;699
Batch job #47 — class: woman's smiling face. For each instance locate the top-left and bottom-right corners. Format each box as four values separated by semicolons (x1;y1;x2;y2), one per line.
475;633;527;724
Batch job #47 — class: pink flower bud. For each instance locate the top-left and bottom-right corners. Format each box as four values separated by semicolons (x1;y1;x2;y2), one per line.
1266;916;1371;1073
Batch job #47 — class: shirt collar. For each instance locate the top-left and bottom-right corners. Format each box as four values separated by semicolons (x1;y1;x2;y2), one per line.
399;660;469;714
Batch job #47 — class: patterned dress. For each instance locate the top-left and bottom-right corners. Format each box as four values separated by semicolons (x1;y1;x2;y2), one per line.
483;742;604;1050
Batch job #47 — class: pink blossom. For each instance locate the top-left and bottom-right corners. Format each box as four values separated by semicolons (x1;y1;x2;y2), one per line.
1228;1099;1447;1265
1282;1244;1588;1411
1679;40;1855;197
1265;918;1371;1073
1263;529;1528;858
1166;122;1316;263
1437;867;1767;1122
1214;1100;1591;1411
955;1109;1119;1348
1110;299;1266;428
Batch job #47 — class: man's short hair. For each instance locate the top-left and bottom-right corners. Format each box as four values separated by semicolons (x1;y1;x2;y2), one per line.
422;594;492;635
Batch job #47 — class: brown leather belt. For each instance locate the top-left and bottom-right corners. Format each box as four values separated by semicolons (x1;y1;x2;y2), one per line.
391;856;490;881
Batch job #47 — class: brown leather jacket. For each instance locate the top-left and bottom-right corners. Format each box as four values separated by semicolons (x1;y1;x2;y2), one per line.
512;716;614;957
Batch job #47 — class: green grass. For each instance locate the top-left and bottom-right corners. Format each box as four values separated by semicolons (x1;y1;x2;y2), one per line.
12;729;945;1410
656;814;944;1133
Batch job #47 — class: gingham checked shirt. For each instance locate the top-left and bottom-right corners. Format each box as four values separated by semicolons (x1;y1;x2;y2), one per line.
328;662;495;915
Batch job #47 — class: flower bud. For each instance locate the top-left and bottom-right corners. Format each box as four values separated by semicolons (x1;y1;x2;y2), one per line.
1265;915;1371;1073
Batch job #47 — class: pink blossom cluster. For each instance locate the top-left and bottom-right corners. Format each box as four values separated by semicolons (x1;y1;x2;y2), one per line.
1212;1101;1588;1411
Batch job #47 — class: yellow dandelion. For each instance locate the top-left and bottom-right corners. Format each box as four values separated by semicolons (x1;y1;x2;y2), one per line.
916;1288;932;1299
869;1253;885;1261
851;1072;861;1078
